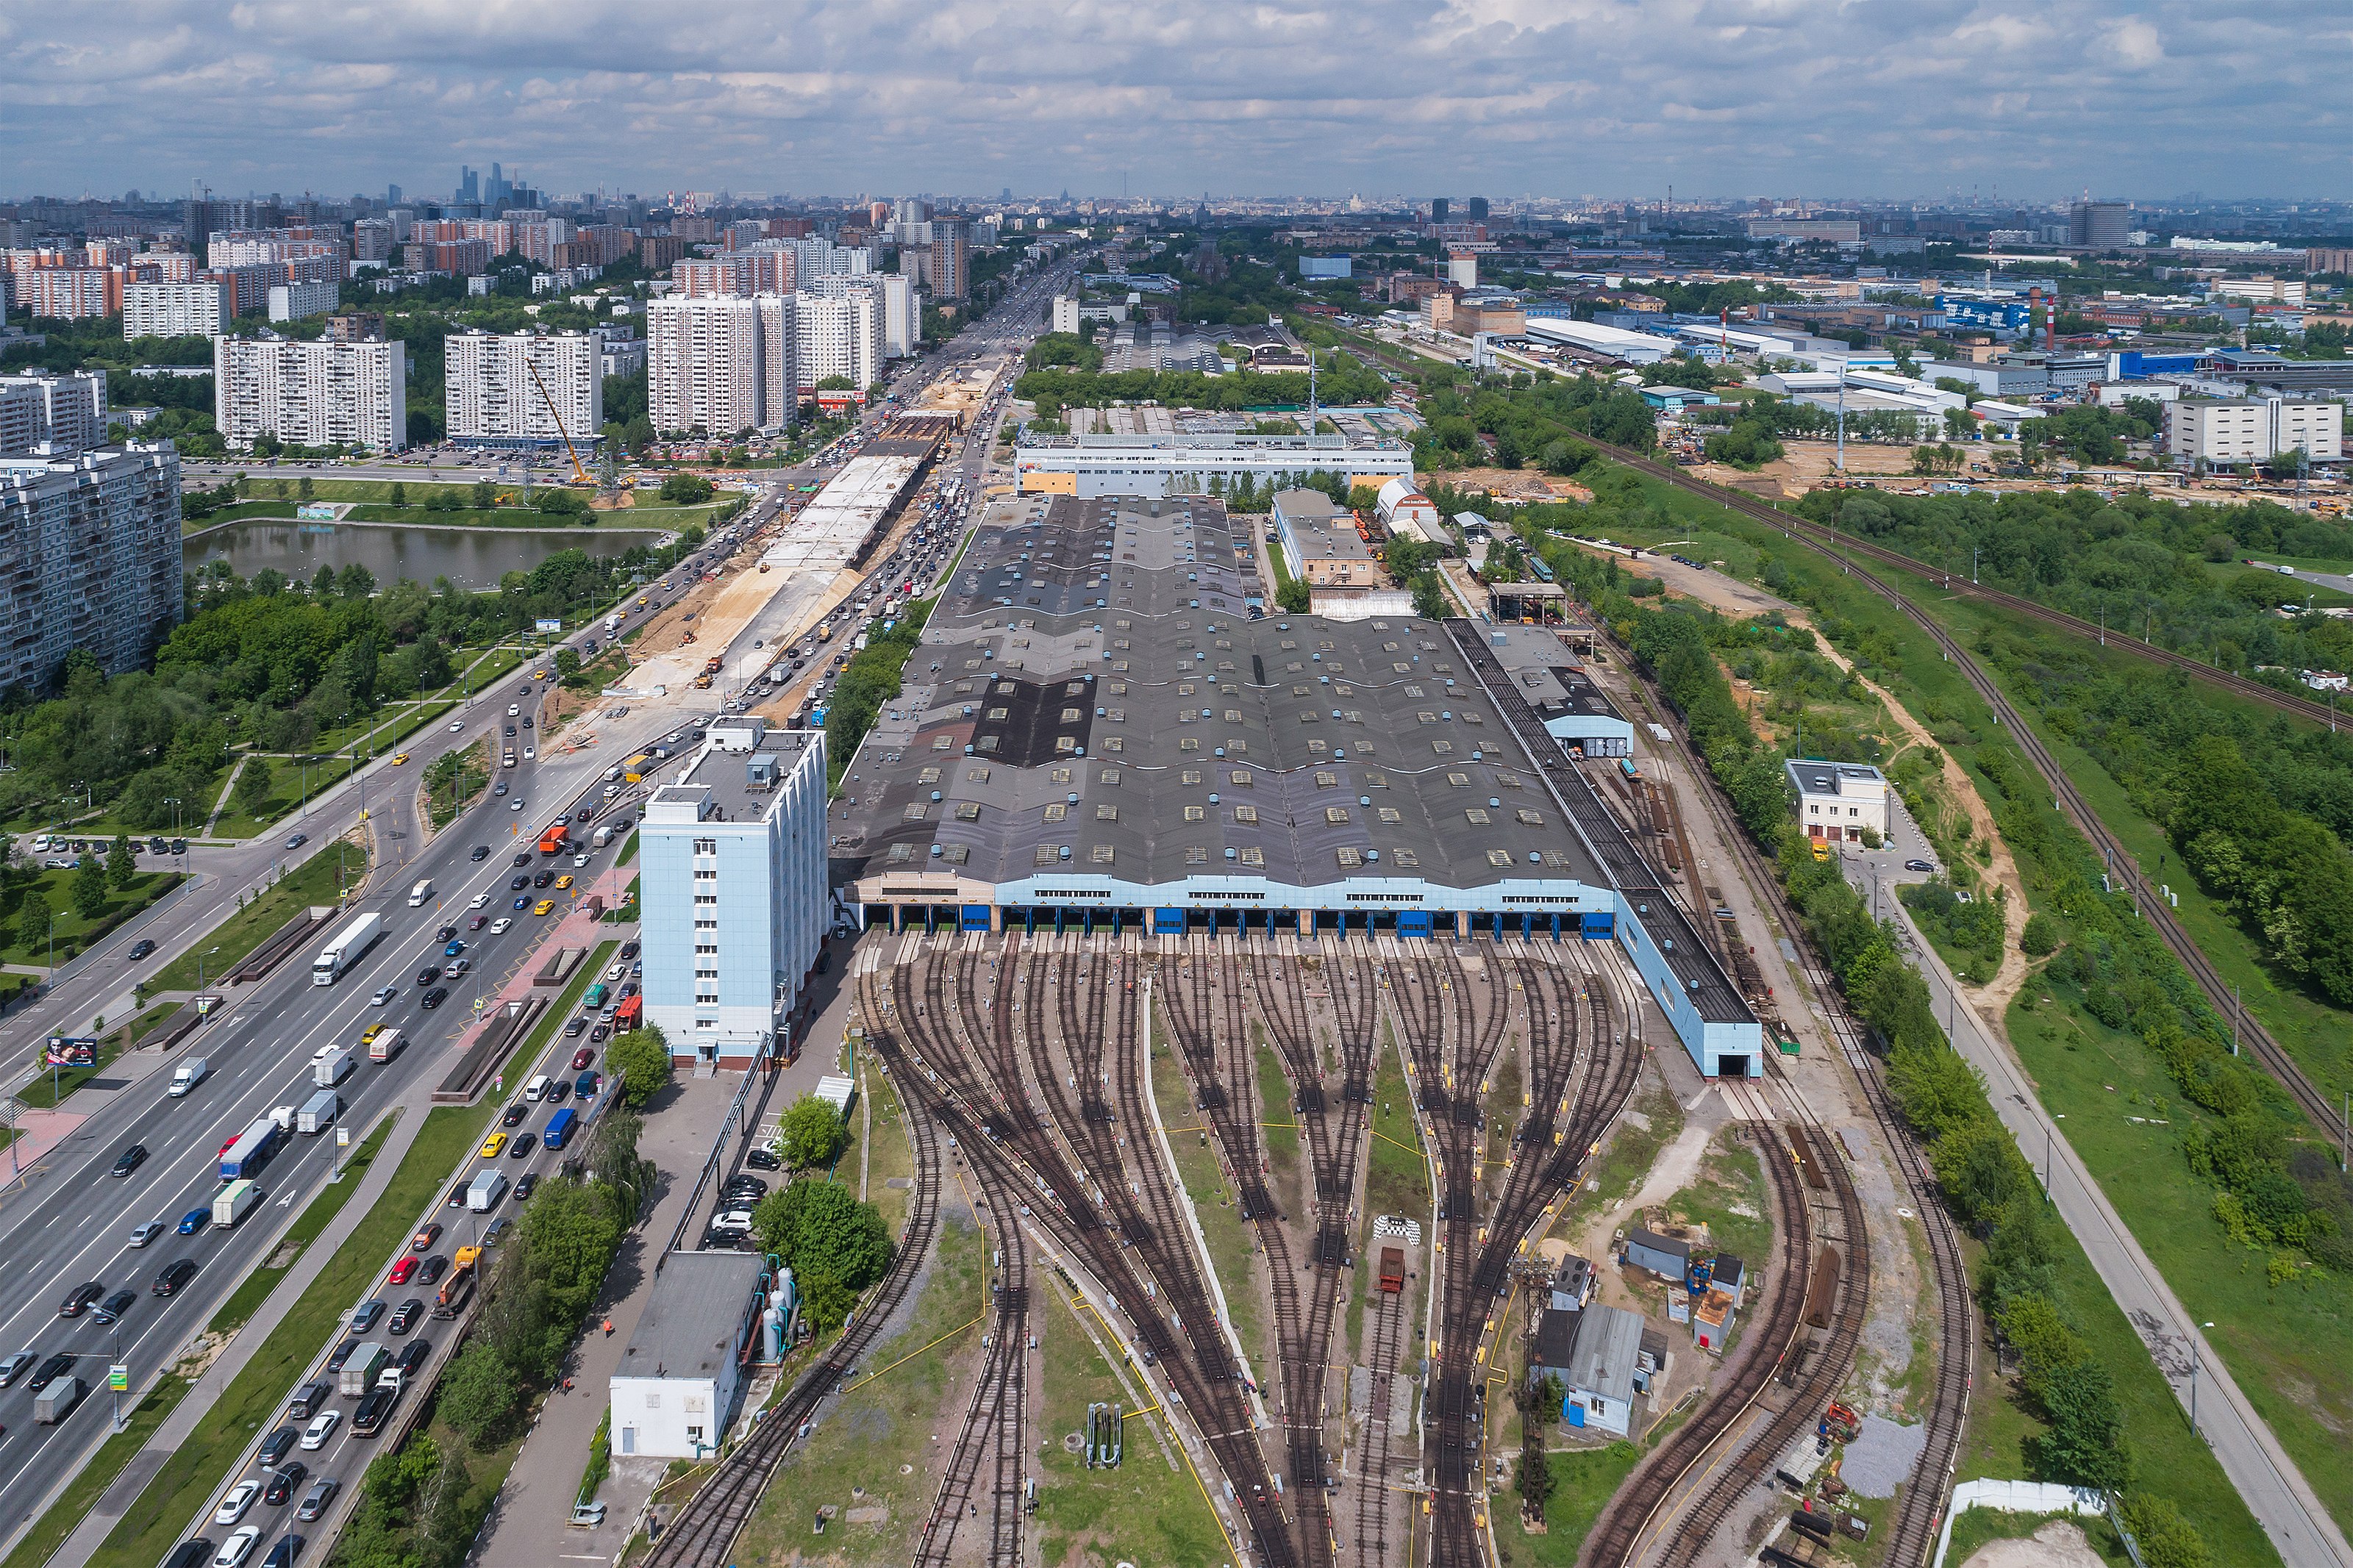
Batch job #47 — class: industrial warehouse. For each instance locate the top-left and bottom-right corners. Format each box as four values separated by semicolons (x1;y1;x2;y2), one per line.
828;491;1762;1076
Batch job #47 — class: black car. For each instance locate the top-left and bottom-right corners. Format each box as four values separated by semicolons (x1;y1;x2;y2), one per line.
532;871;554;889
512;851;531;867
446;1181;469;1209
129;939;157;960
470;845;490;862
512;1173;539;1202
93;1289;137;1325
724;1175;769;1201
263;1533;307;1568
326;1339;363;1375
508;1133;538;1159
509;875;530;890
415;967;441;987
545;1080;571;1106
258;1427;300;1468
743;1146;780;1171
420;987;449;1011
435;924;458;942
619;941;640;960
263;1465;307;1507
415;1254;449;1285
153;1259;200;1297
501;1101;528;1128
588;1023;610;1044
26;1351;76;1394
112;1145;148;1177
288;1381;332;1420
59;1282;105;1317
171;838;186;855
395;1339;432;1377
388;1299;424;1336
351;1387;394;1436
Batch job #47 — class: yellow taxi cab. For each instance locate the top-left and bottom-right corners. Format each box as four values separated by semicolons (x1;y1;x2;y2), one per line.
391;752;410;765
554;875;574;890
360;1022;385;1045
533;899;555;916
479;1132;508;1159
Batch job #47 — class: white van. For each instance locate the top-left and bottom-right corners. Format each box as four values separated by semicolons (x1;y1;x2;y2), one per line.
168;1058;209;1098
408;879;432;907
524;1073;551;1103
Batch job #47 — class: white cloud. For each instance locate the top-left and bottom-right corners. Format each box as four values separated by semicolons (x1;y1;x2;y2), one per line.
2;0;2344;198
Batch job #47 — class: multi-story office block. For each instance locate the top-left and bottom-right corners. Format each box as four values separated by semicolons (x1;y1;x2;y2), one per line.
640;718;829;1069
0;443;183;689
445;329;603;448
214;336;407;451
0;372;110;457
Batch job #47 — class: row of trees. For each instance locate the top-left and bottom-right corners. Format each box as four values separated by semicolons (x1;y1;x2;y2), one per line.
0;540;695;832
824;601;932;791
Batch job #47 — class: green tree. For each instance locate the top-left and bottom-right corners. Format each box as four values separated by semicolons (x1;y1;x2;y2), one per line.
2118;1493;2210;1568
2019;912;2060;956
388;480;407;507
1275;578;1311;614
106;834;138;891
519;1175;624;1325
472;480;497;509
71;855;110;921
659;473;714;505
438;1342;520;1450
233;754;275;817
750;1178;893;1332
778;1092;849;1170
604;1026;671;1110
297;475;315;501
12;886;51;953
2034;1358;2131;1490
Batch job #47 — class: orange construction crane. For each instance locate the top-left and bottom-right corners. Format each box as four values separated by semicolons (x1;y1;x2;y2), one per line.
525;359;593;485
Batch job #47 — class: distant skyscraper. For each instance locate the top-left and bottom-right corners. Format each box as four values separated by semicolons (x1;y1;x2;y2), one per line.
1001;187;1012;202
459;166;479;204
1466;196;1488;221
1431;197;1449;225
2069;201;2130;249
386;183;401;207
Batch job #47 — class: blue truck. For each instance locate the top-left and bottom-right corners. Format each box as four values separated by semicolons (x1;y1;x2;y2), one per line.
218;1117;285;1182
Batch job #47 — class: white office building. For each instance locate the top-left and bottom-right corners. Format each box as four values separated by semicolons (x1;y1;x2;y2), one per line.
1052;295;1081;335
124;281;230;339
648;294;798;437
879;271;917;359
1788;759;1891;845
214;335;407;451
640;718;829;1070
1017;432;1415;499
445;329;604;448
0;443;184;689
2165;397;2343;467
0;371;110;457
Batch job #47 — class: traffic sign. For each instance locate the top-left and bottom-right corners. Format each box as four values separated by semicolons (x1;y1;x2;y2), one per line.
337;1126;351;1148
108;1365;129;1392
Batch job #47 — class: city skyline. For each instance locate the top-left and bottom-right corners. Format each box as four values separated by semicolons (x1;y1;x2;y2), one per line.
5;1;2346;201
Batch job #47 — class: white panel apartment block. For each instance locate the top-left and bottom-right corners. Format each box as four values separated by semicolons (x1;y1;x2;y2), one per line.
124;282;230;338
445;330;604;443
214;337;406;451
649;295;767;437
0;443;184;687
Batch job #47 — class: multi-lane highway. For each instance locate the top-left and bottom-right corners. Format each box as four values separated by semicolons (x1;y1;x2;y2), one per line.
0;264;1078;1565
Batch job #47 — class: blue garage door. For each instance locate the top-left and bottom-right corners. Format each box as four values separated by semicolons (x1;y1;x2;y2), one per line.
1581;910;1616;939
960;904;992;931
1153;907;1188;934
1397;911;1433;937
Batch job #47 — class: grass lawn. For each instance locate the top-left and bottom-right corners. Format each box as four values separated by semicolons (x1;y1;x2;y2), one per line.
0;868;183;970
86;1095;500;1568
1658;1129;1772;1266
857;1054;915;1238
1494;1439;1643;1567
150;845;361;992
1151;1003;1265;1373
732;1215;986;1567
17;1034;124;1107
426;739;492;830
1032;1275;1232;1568
1254;1033;1301;1192
1364;1022;1432;1223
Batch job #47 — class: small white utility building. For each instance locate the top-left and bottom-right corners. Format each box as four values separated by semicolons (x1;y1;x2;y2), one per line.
610;1250;765;1460
1788;759;1890;844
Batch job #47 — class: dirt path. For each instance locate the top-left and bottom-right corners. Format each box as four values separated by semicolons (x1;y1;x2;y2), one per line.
1785;619;2032;1019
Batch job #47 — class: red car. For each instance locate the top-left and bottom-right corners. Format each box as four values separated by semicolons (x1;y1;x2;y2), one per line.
411;1223;442;1254
387;1257;418;1287
570;1047;596;1071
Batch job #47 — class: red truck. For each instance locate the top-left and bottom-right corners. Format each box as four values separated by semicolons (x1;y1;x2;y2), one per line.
537;823;571;856
614;994;642;1031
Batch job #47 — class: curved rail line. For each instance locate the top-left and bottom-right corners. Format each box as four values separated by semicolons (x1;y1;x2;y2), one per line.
643;974;946;1568
915;1151;1032;1568
1585;437;2348;1145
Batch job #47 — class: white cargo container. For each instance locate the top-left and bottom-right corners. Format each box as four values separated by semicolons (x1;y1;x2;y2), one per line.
297;1090;341;1135
313;1050;355;1087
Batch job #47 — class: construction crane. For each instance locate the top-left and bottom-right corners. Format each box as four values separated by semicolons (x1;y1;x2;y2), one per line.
525;359;593;486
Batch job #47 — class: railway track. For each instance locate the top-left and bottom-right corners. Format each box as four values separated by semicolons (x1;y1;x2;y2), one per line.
1352;1260;1410;1568
1585;437;2350;1147
642;977;946;1568
885;933;1299;1568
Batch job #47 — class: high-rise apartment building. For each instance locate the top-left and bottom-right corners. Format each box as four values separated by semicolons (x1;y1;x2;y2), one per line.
18;268;121;320
927;218;970;300
1051;295;1081;336
793;284;882;394
0;443;183;689
648;294;797;437
445;329;603;448
351;218;396;262
124;281;231;338
267;280;339;322
214;336;407;451
640;717;829;1068
0;372;109;457
880;272;917;358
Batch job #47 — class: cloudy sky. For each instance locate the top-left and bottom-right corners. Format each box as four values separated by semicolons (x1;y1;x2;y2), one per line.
5;0;2346;203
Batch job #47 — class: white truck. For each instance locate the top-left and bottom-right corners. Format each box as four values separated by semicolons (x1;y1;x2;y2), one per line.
338;1344;390;1397
408;878;432;907
214;1178;263;1228
366;1028;407;1064
297;1090;341;1135
313;1049;355;1087
312;912;383;986
606;613;623;634
168;1058;208;1098
465;1169;509;1212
